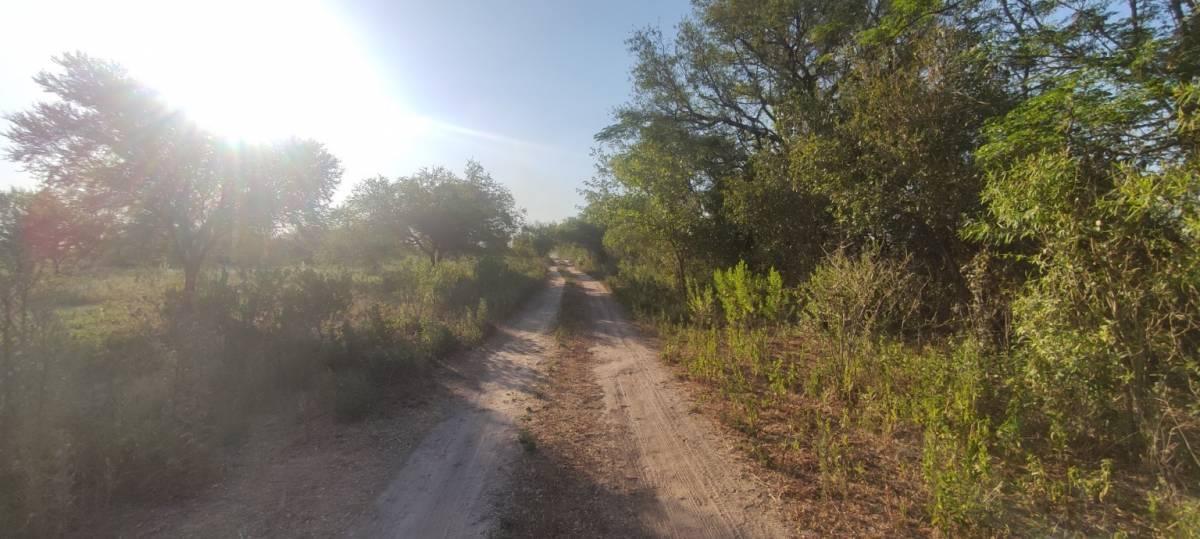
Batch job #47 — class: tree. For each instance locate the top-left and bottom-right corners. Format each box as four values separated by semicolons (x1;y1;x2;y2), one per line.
3;53;343;301
513;222;558;258
965;0;1200;475
22;188;100;274
789;18;1004;305
554;217;609;262
591;0;906;285
0;190;40;431
223;138;344;267
346;161;521;264
587;121;743;293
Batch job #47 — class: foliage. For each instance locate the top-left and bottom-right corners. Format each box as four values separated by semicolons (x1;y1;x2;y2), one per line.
593;0;1200;533
4;53;343;298
801;246;924;344
586;123;743;293
343;162;521;265
708;261;786;327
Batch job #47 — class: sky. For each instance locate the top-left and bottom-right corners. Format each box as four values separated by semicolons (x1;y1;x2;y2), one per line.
0;0;692;222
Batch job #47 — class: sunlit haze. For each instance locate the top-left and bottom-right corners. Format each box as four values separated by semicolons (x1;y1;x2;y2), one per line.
0;0;690;221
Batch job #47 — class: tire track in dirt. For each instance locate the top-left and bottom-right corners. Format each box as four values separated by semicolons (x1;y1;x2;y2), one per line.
354;269;564;538
570;267;790;539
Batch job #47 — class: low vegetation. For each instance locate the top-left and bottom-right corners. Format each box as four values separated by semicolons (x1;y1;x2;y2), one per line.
1;254;543;535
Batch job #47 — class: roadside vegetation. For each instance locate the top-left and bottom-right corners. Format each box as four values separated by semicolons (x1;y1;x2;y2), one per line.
553;0;1200;535
0;54;545;535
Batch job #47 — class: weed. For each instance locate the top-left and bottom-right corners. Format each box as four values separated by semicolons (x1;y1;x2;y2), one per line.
518;428;538;453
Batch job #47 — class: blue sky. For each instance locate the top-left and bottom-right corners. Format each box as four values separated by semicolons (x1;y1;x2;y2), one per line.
0;0;692;222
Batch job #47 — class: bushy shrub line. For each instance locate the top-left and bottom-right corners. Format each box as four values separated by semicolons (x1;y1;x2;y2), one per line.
0;254;545;535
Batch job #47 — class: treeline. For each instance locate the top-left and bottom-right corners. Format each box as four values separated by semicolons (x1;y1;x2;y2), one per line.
0;54;546;535
567;0;1199;534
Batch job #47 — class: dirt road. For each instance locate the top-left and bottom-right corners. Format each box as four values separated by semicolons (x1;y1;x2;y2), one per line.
570;268;789;538
358;265;787;538
354;268;566;538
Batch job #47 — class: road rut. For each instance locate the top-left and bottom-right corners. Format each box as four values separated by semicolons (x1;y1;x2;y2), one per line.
355;269;564;538
571;268;790;539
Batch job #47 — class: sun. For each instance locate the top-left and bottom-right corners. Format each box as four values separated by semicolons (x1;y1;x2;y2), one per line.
10;0;432;145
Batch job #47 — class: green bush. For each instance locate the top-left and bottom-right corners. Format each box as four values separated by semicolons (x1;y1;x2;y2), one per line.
972;147;1200;482
609;259;683;321
710;261;787;327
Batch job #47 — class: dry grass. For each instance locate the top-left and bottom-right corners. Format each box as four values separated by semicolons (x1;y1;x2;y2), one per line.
656;325;1169;537
658;330;929;537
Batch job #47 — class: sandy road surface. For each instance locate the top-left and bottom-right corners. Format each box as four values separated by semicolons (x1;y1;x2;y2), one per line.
570;267;790;539
357;266;787;538
354;268;565;538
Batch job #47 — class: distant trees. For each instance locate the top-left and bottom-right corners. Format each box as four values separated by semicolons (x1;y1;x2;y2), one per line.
588;121;744;292
4;53;528;292
4;53;342;301
511;218;606;264
344;162;521;265
4;188;97;274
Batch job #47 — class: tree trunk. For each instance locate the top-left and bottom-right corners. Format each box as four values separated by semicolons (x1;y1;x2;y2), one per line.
673;247;688;296
0;294;13;446
182;258;201;307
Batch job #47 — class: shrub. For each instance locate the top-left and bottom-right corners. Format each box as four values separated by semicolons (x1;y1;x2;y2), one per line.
972;149;1200;483
333;368;381;422
1;250;551;534
279;268;353;339
609;259;683;321
801;245;923;345
710;261;787;327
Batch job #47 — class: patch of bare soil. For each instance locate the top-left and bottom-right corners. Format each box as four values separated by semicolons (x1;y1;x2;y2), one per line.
102;375;451;538
495;281;652;538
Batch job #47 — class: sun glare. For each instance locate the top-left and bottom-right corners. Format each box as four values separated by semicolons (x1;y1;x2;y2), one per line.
8;0;432;145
